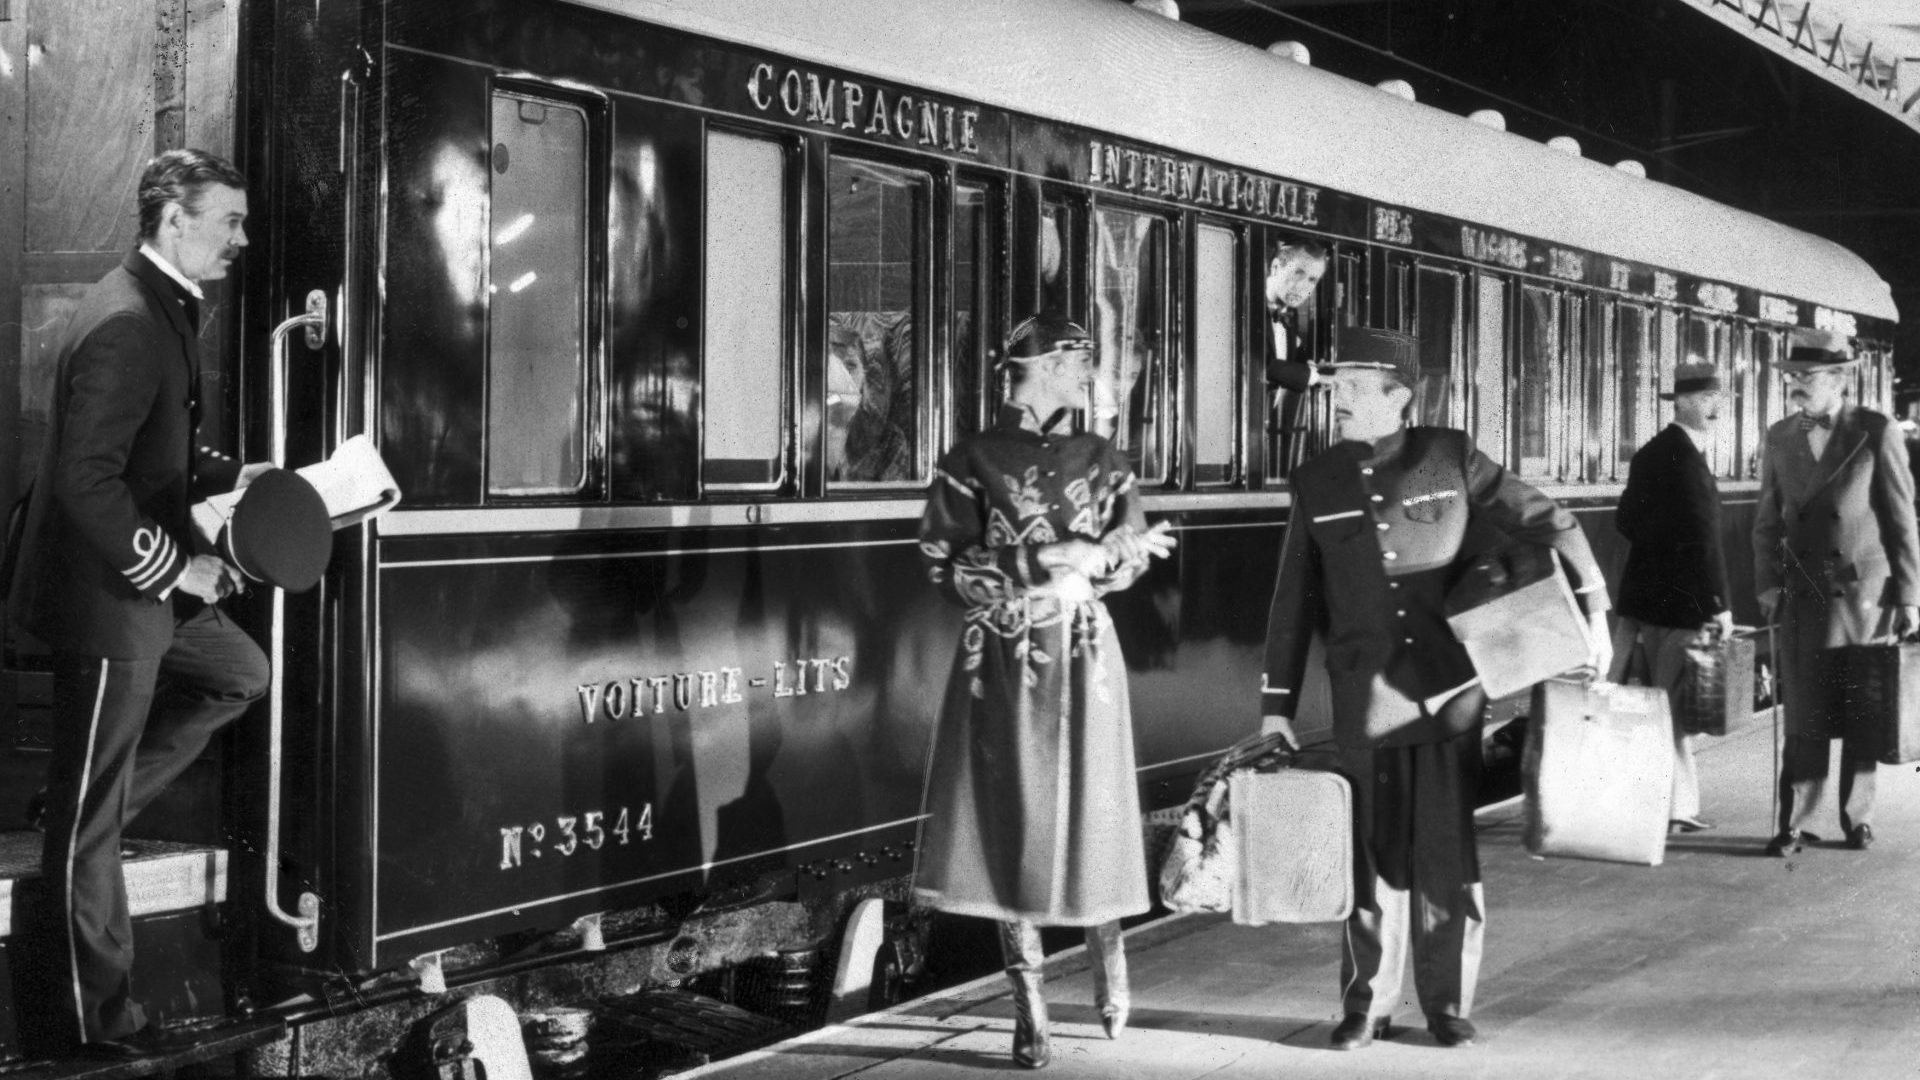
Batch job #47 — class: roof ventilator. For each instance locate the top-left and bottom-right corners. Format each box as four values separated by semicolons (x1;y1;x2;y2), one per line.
1546;135;1582;156
1376;79;1416;102
1467;108;1506;130
1268;41;1311;65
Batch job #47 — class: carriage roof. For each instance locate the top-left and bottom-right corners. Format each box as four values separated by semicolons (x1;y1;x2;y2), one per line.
569;0;1896;323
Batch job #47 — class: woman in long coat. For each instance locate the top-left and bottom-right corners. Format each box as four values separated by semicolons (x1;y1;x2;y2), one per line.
915;314;1173;1069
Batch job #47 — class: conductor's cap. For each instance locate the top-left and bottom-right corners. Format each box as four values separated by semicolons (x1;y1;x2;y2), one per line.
1318;326;1421;387
1004;314;1096;364
221;468;332;592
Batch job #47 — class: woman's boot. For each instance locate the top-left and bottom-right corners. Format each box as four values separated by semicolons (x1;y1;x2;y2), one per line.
1084;921;1130;1038
998;920;1050;1068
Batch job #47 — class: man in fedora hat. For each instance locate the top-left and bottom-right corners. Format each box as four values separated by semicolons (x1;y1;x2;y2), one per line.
1754;328;1919;856
1261;325;1610;1052
1611;358;1733;834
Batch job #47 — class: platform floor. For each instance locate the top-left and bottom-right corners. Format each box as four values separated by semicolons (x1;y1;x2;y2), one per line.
685;717;1920;1080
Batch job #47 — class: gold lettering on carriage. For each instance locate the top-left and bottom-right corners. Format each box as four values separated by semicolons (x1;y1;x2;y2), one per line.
574;657;853;724
1085;141;1321;226
747;62;981;155
1459;226;1528;270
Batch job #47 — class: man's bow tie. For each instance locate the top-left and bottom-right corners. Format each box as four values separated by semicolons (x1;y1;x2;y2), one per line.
1799;412;1832;431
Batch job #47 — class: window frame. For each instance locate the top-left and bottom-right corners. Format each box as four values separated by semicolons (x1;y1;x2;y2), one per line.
481;82;607;502
820;148;937;493
699;121;801;496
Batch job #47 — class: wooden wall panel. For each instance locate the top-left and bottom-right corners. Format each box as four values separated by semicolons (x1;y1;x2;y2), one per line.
25;0;154;253
15;284;89;491
185;0;239;158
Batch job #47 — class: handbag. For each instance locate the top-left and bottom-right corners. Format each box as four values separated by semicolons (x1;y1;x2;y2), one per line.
1156;731;1293;915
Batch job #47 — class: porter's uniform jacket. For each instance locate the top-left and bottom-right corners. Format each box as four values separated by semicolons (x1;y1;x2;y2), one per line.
1753;404;1920;737
1262;427;1609;749
10;250;240;659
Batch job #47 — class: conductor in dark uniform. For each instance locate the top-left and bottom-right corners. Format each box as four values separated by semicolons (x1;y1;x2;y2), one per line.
1753;328;1920;856
1260;327;1610;1051
1610;360;1732;833
8;149;269;1056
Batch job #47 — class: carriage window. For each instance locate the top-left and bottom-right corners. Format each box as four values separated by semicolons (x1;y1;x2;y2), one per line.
1414;266;1462;428
953;183;995;442
1474;274;1507;463
827;157;928;485
1754;329;1783;432
1193;223;1237;482
1335;249;1365;328
1580;299;1612;482
703;130;787;488
1729;324;1759;479
1614;303;1654;477
487;93;588;496
1092;206;1169;482
1038;196;1083;323
1516;285;1559;478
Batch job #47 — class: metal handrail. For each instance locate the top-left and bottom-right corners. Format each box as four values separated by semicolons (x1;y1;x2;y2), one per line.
263;290;328;952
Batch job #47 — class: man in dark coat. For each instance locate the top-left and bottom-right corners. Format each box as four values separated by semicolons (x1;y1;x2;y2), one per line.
1261;327;1610;1052
1611;360;1732;833
8;149;270;1056
1753;328;1920;856
1263;238;1329;471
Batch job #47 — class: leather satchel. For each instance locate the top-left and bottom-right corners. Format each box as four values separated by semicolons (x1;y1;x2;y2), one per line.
1444;542;1592;699
1840;641;1920;765
1674;629;1757;737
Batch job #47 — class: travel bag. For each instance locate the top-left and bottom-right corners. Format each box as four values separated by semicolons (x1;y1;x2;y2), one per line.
1523;678;1673;866
1444;543;1592;699
1673;628;1757;737
1840;641;1920;765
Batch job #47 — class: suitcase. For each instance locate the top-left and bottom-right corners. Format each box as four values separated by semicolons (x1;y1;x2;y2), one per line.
1840;642;1920;765
1673;630;1757;737
1229;763;1353;924
1444;543;1593;699
1523;679;1673;866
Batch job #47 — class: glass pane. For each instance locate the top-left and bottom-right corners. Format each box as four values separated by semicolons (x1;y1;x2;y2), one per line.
703;130;786;487
1516;285;1558;477
1475;275;1507;464
488;94;587;496
1584;301;1613;482
1615;304;1652;475
1414;267;1460;428
1194;224;1237;480
1039;198;1076;320
953;184;991;442
827;157;927;485
1730;325;1759;479
1092;206;1168;482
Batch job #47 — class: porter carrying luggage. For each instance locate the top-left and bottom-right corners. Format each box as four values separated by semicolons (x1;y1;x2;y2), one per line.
1523;678;1673;866
1673;628;1757;737
1840;641;1920;765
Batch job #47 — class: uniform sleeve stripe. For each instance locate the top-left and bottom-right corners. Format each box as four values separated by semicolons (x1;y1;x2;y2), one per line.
126;534;180;591
1312;509;1363;522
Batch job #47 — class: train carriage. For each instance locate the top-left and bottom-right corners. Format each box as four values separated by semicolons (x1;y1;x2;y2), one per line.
0;0;1898;1070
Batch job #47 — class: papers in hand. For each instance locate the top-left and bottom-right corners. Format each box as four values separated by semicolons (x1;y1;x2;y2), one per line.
192;434;402;547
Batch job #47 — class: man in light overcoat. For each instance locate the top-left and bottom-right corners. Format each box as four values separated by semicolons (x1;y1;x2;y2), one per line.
1753;328;1920;856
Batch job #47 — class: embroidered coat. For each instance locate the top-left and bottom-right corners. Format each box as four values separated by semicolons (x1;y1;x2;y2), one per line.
1753;405;1920;737
913;405;1153;925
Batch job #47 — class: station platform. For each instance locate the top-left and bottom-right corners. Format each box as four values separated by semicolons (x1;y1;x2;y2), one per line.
683;717;1919;1080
